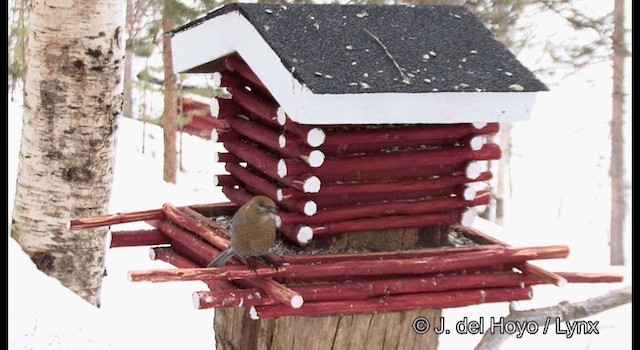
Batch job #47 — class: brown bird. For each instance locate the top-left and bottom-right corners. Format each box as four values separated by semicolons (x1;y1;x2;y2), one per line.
207;195;280;271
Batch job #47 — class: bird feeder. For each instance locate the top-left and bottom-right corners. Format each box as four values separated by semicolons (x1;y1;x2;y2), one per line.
170;3;548;245
70;3;622;322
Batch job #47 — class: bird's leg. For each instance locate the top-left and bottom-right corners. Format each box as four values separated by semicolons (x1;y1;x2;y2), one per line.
260;255;281;271
238;256;258;273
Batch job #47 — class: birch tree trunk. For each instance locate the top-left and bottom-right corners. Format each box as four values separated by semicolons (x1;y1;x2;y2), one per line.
609;0;626;265
11;0;125;306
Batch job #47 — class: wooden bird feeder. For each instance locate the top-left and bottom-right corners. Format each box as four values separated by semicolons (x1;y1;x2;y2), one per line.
71;3;622;322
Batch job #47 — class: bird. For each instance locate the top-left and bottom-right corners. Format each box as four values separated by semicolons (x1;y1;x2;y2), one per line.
207;195;280;271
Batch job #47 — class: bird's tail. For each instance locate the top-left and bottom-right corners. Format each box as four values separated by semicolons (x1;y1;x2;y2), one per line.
207;248;235;268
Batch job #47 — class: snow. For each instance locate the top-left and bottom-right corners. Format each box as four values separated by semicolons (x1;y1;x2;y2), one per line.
8;104;227;349
7;6;632;347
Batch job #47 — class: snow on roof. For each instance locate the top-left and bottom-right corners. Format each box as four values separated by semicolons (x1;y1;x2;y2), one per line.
170;3;548;125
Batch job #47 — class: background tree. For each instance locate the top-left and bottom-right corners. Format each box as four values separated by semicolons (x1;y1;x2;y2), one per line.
534;0;628;265
121;0;220;183
608;0;627;265
11;0;125;305
8;0;28;101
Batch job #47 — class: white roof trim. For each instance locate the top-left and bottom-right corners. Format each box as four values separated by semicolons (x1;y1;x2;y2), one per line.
171;11;540;125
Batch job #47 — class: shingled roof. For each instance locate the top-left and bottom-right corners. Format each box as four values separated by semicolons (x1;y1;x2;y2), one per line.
171;3;548;124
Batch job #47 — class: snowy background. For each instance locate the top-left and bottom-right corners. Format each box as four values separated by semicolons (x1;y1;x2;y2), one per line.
7;3;632;349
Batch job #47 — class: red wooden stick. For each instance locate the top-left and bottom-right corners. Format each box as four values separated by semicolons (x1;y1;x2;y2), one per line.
178;207;232;239
192;269;624;310
193;289;271;309
312;162;474;183
321;123;499;149
226;85;279;126
215;152;241;164
280;210;465;241
318;123;499;157
278;192;490;226
279;116;326;147
251;278;304;309
249;286;532;319
69;202;237;230
223;138;282;178
224;54;272;97
557;272;624;283
150;246;199;268
283;143;501;178
110;229;170;248
455;225;569;287
224;164;281;201
162;203;231;251
221;185;317;219
69;209;165;230
128;245;570;282
224;119;325;167
150;247;240;292
223;140;321;192
282;171;492;200
514;262;567;287
155;221;220;267
193;272;528;309
282;244;504;265
223;119;284;155
308;188;455;209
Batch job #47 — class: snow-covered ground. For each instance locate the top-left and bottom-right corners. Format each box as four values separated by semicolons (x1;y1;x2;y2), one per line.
8;109;228;349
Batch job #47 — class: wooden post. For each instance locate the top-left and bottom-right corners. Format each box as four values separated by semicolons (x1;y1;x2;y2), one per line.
213;228;444;349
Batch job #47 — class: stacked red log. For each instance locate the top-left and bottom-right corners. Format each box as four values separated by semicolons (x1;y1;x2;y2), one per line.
69;203;624;319
210;54;500;245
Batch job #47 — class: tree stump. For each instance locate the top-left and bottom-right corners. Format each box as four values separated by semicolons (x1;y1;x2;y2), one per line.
213;227;448;349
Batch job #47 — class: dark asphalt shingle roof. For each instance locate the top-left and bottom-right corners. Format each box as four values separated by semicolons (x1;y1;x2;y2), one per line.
173;3;548;94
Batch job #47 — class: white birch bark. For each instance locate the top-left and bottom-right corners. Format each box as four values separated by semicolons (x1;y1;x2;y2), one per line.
11;0;125;306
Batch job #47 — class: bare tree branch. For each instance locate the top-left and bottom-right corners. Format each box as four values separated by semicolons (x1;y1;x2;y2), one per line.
475;286;631;350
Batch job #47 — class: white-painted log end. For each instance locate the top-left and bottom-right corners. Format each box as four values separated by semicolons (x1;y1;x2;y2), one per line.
469;135;484;151
463;186;477;201
461;208;477;227
465;161;482;180
249;306;259;320
212;72;222;87
277;107;287;125
210;131;219;142
277;159;287;178
279;135;286;148
210;98;220;117
308;150;325;167
304;201;317;216
290;295;304;309
297;226;313;244
303;176;321;193
148;248;157;260
556;277;568;288
192;292;203;309
307;128;326;147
